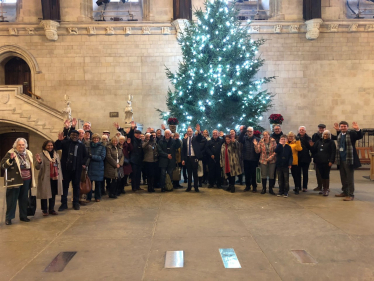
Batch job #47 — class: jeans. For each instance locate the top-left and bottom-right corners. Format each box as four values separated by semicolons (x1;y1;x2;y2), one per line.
41;180;58;211
6;179;31;220
87;180;102;200
277;166;289;195
61;170;81;206
244;160;258;189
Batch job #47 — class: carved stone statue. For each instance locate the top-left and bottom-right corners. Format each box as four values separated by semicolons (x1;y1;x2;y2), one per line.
124;94;133;127
62;95;72;121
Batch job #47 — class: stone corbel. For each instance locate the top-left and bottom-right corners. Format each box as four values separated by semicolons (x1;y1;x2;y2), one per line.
124;27;131;35
67;27;78;35
274;24;282;33
142;27;151;35
105;27;114;35
305;18;323;40
289;25;299;33
349;24;358;32
26;28;35;35
40;20;60;41
251;26;260;33
171;19;189;37
8;28;18;35
328;24;339;32
365;25;374;32
162;27;170;35
87;26;96;35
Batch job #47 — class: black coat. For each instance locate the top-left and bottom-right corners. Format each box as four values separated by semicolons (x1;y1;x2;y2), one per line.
238;131;260;162
54;138;87;174
311;138;336;164
127;128;143;165
274;144;293;167
336;130;363;169
206;137;224;160
297;133;312;164
271;131;284;144
157;137;181;169
182;133;203;161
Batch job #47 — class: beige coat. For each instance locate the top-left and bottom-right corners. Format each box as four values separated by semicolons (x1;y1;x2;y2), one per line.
35;152;63;199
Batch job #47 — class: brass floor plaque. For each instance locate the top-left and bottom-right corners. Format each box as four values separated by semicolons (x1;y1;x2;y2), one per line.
164;251;184;268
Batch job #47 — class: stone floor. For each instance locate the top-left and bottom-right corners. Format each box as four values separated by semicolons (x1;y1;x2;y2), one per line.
1;167;374;281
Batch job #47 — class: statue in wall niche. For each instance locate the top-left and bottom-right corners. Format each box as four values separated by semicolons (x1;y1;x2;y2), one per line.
124;94;133;127
62;95;72;122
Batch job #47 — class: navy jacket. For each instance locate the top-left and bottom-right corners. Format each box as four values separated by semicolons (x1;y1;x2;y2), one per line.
274;144;293;167
182;133;203;161
87;142;106;181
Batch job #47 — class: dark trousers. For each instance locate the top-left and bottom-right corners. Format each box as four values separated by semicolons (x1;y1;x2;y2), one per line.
186;156;199;189
131;163;142;191
317;163;331;180
291;165;301;189
87;180;102;200
226;173;235;186
109;178;118;195
61;170;80;206
208;158;222;187
202;158;209;182
299;162;309;189
142;164;147;183
41;180;58;211
339;161;355;197
244;160;257;189
118;175;128;194
277;166;289;195
6;179;31;220
154;161;161;188
144;162;156;190
160;166;174;189
315;163;322;188
183;165;187;182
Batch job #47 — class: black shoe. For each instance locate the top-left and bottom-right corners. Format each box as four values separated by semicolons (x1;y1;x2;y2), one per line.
109;194;118;198
295;190;299;195
121;190;126;194
5;219;11;225
161;188;165;192
195;188;200;192
225;186;231;192
73;203;80;210
208;184;214;188
20;217;30;222
244;186;251;192
184;179;187;183
185;188;191;192
261;189;266;194
198;183;202;187
230;186;235;193
252;188;257;193
58;204;68;212
101;190;107;196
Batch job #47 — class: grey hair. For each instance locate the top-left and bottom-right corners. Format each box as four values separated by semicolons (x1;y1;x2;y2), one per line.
212;129;219;133
78;129;84;133
274;125;281;129
323;130;331;139
165;129;172;134
298;126;306;131
247;126;254;131
119;135;126;140
101;135;108;140
13;138;28;149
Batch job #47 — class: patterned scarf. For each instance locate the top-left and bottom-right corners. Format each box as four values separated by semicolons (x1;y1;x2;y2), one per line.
14;150;30;169
43;150;58;163
336;131;354;165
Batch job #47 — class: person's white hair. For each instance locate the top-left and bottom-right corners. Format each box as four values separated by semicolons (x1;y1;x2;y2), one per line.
116;132;122;136
323;130;331;139
101;135;108;140
274;125;281;129
165;129;171;134
212;129;219;133
298;126;306;131
247;126;254;131
13;138;28;149
78;129;84;133
145;133;151;137
119;135;126;140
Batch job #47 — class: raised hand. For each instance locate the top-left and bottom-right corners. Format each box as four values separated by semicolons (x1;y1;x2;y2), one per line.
253;139;258;145
114;122;120;129
10;153;15;159
161;124;166;130
196;124;201;132
219;131;224;137
64;119;70;129
131;121;136;130
333;123;339;131
35;154;42;163
352;122;359;130
58;132;64;140
71;118;77;127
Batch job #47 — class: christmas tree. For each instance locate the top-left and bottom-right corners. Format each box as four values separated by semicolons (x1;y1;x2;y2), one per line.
158;0;274;132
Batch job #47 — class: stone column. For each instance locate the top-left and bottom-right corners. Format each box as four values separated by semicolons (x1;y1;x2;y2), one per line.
142;0;151;21
16;0;43;23
60;0;93;22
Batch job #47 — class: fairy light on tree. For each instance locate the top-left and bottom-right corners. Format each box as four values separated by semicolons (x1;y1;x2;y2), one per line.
157;0;274;132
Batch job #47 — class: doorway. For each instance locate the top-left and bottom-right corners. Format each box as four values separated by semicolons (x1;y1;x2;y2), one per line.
4;57;32;95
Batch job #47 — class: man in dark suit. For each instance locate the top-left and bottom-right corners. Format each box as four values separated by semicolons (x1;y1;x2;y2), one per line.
206;129;224;188
55;130;87;211
182;124;203;192
157;129;181;192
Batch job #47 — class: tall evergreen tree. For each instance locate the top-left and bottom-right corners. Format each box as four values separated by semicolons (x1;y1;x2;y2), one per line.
158;0;274;132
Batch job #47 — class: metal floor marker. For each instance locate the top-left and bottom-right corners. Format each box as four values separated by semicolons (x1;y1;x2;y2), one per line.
291;250;317;264
164;251;184;268
219;248;241;268
44;252;77;272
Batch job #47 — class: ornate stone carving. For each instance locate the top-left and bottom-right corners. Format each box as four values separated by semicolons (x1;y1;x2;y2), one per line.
142;27;151;35
289;25;299;33
124;94;133;127
349;24;359;32
365;25;374;31
305;18;323;40
40;20;60;41
162;27;170;34
328;24;339;32
0;93;10;104
67;27;78;35
62;95;72;122
8;28;17;35
105;27;115;35
26;28;35;35
124;27;131;34
274;24;282;33
87;26;96;35
251;26;260;33
171;19;189;37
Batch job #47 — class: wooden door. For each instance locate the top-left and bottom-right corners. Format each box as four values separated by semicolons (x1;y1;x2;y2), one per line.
0;132;29;177
4;57;32;95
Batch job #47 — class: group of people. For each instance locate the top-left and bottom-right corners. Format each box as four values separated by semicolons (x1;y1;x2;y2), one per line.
1;118;362;226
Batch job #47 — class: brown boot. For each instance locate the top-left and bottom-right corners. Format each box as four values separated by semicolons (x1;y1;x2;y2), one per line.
322;179;329;196
335;192;347;197
313;186;322;191
343;196;354;201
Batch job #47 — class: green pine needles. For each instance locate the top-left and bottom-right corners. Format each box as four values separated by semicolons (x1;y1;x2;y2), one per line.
158;0;275;132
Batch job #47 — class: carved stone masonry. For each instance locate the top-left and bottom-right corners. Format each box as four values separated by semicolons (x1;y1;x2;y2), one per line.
142;27;151;35
349;24;359;32
289;25;299;33
274;24;282;33
171;19;189;38
67;27;78;35
162;27;170;34
105;27;114;35
328;24;339;32
305;18;323;40
124;27;131;34
365;25;374;32
40;20;60;41
87;26;96;35
8;28;17;35
26;28;35;35
251;26;260;33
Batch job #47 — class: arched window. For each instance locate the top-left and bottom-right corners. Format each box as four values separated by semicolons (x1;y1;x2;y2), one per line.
0;0;17;22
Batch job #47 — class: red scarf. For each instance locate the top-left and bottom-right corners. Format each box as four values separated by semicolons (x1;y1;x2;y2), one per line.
225;145;230;174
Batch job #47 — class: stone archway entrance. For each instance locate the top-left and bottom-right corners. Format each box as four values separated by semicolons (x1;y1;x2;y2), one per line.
4;57;32;95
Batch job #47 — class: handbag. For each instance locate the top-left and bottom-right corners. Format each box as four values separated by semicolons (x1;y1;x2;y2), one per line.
172;164;181;181
80;169;92;194
198;160;204;177
27;188;37;216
